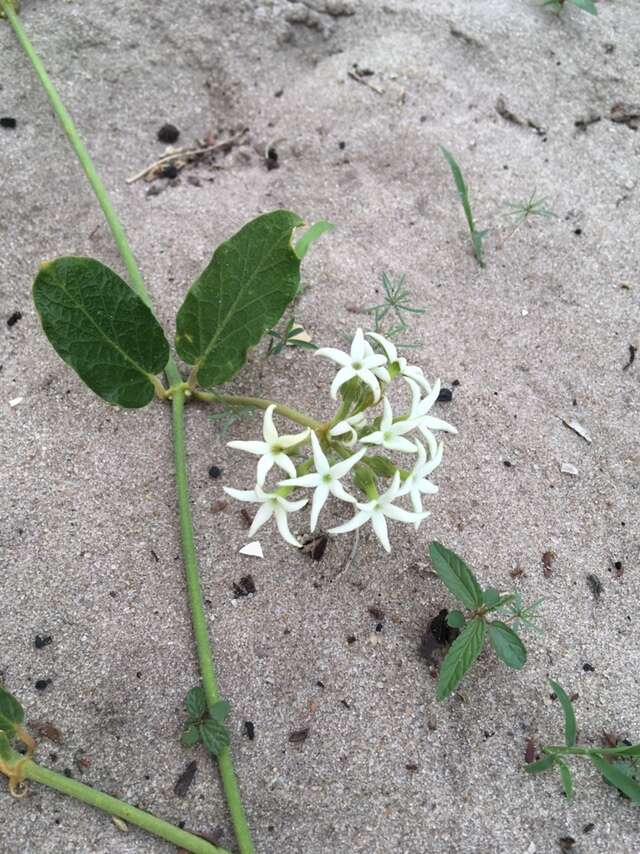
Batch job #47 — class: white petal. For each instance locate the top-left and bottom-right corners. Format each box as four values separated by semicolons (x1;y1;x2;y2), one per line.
278;428;310;449
262;405;278;444
309;483;330;531
382;472;402;503
272;452;297;479
360;431;384;447
223;486;260;502
279;472;321;489
384;435;417;454
239;541;264;558
328;509;371;535
315;347;351;367
381;397;393;430
256;454;274;486
330;447;366;480
350;328;366;362
278;496;308;513
310;430;330;475
273;505;302;547
366;331;397;363
227;440;269;456
402;365;431;393
419;415;458;434
418;480;438;495
249;502;274;536
373;365;391;384
417;380;441;416
331;365;356;400
383;503;428;525
329;479;357;503
370;510;391;552
357;368;382;402
409;487;423;515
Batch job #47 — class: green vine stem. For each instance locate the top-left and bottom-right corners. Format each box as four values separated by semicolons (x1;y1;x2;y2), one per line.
2;4;255;852
193;390;324;431
23;760;229;854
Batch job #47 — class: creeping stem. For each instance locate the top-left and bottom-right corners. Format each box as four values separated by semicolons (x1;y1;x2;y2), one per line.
23;761;229;854
193;390;324;431
2;5;255;852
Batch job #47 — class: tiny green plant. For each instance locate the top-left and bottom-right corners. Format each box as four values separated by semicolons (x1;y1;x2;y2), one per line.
181;687;231;757
525;680;640;802
366;272;425;343
504;189;557;230
440;146;489;267
542;0;598;15
266;316;318;357
429;543;541;700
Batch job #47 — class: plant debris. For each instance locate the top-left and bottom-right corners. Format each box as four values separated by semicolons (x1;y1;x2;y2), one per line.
244;721;255;741
610;102;640;131
232;574;256;597
348;64;384;95
586;573;603;600
419;609;459;662
559;838;576;852
301;534;328;561
239;541;264;559
211;499;228;513
368;606;385;621
7;311;22;327
525;738;536;764
562;417;592;444
173;760;197;797
288;728;309;744
240;508;254;528
560;462;579;476
575;112;601;132
622;344;636;371
0;116;17;129
34;635;52;649
28;720;63;744
496;96;545;135
542;551;556;577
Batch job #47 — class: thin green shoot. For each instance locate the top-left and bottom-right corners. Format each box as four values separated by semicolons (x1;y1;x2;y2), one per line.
542;0;598;15
440;146;489;267
366;272;425;348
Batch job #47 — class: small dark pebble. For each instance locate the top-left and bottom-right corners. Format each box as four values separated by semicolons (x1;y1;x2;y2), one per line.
623;343;636;371
452;379;460;386
244;721;255;741
150;549;159;563
583;823;595;834
338;140;346;149
63;768;73;778
35;679;51;690
341;699;351;709
583;662;595;672
614;560;623;578
375;622;383;633
266;146;279;170
240;508;253;528
0;117;17;129
405;762;418;772
559;838;576;852
160;163;179;179
346;635;356;644
288;728;309;744
503;460;512;468
7;311;22;327
174;760;198;797
208;465;223;479
157;123;180;144
483;730;494;740
35;635;52;649
316;680;325;689
274;89;284;98
573;228;582;236
232;574;256;598
586;573;603;600
436;387;453;402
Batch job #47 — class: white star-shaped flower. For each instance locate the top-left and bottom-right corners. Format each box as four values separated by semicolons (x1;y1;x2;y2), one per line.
407;378;457;443
315;328;390;402
359;397;418;454
398;436;443;522
223;485;308;547
328;472;428;552
366;332;431;392
279;431;365;531
228;404;310;486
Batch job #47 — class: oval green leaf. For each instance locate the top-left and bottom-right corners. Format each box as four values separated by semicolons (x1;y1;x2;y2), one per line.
175;211;304;388
429;542;484;610
482;587;501;609
33;257;169;408
200;718;230;757
548;679;577;747
557;758;574;800
0;685;24;728
524;754;556;775
488;621;527;669
436;617;486;701
185;686;206;720
294;220;334;260
447;610;466;629
591;755;640;803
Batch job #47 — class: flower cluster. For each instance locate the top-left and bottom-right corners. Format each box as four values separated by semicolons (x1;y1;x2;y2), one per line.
223;330;457;552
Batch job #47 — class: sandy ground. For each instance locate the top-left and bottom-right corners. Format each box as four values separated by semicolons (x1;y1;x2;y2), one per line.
1;1;639;852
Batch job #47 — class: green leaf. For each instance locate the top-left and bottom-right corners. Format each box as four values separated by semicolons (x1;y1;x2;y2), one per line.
524;754;556;774
33;257;169;408
294;220;335;260
482;587;501;609
363;456;398;478
180;724;201;748
200;718;230;757
557;758;574;800
570;0;597;14
210;701;230;724
0;731;14;762
446;610;466;629
601;743;640;758
487;621;527;669
429;542;484;610
175;211;304;388
436;617;486;701
0;685;24;728
548;679;577;747
185;687;206;720
591;755;640;802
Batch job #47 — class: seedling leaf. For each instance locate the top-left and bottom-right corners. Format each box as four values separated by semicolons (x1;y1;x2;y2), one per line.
294;220;334;260
548;679;577;747
429;542;484;610
591;755;640;802
557;758;574;800
601;743;640;758
488;621;527;669
175;211;304;387
210;701;231;724
0;685;24;728
524;754;556;774
185;687;207;720
0;731;13;762
181;724;201;748
447;610;466;629
436;617;486;701
440;146;487;267
570;0;597;14
482;587;501;609
200;718;230;757
33;257;170;408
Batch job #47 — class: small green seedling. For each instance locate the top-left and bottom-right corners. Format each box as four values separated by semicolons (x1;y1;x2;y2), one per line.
429;543;541;700
542;0;598;15
181;687;231;757
440;146;489;267
505;190;557;230
525;680;640;802
266;316;318;357
366;271;425;342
